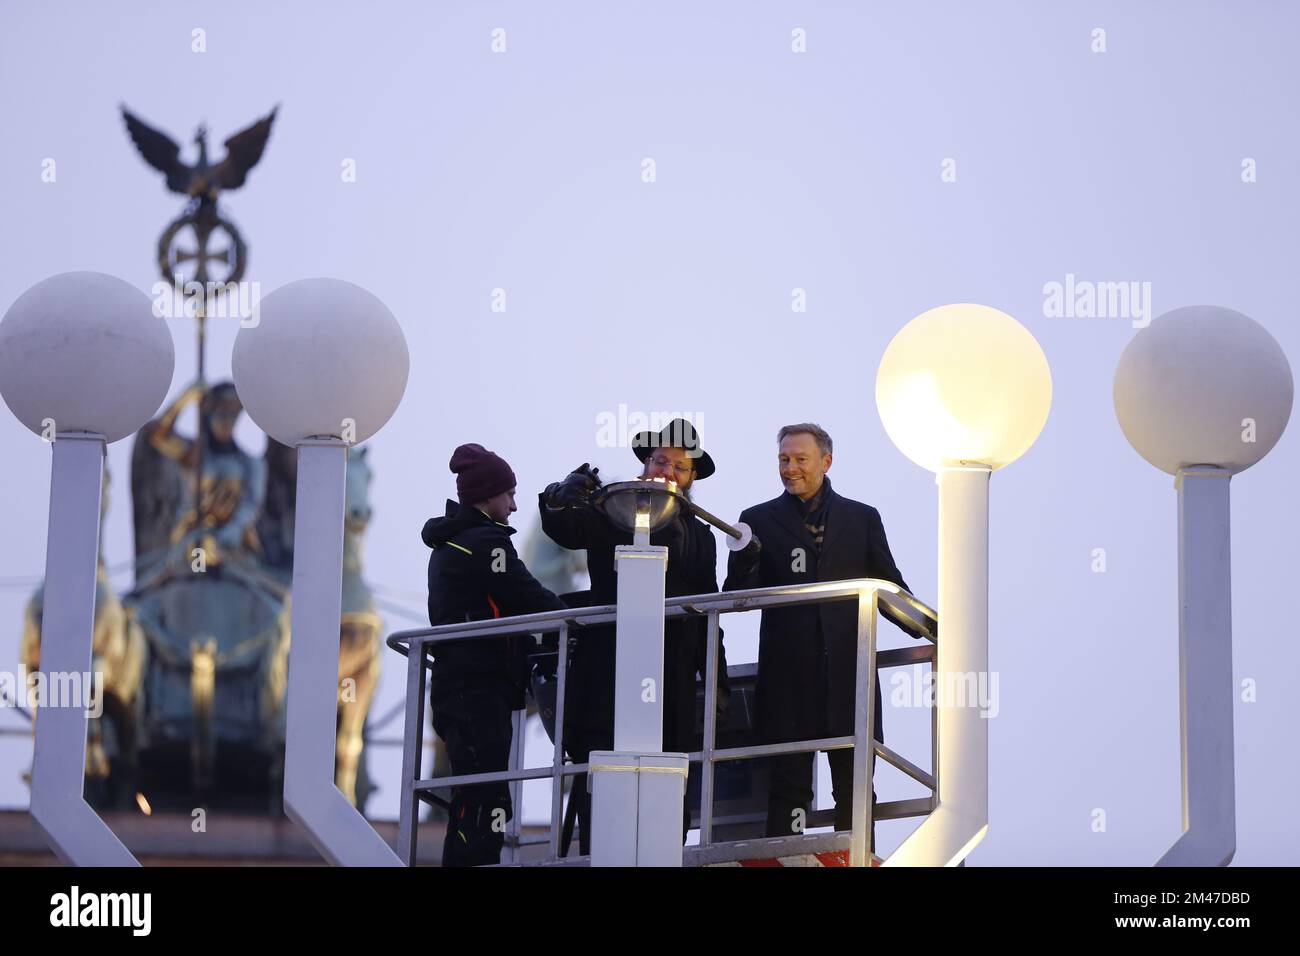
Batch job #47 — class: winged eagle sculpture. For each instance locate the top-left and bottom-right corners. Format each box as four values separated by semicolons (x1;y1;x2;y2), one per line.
121;105;278;289
121;105;278;203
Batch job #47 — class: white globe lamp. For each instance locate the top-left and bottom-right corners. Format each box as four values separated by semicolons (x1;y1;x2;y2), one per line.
0;271;174;866
876;303;1051;472
233;277;408;446
1115;305;1291;475
0;271;173;443
876;303;1052;867
233;277;407;866
1114;306;1292;867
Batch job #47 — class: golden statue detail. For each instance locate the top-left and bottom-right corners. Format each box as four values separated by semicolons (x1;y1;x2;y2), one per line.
144;380;265;567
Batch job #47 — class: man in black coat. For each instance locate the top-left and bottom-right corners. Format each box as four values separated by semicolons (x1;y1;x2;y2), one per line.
538;419;727;853
724;423;921;844
424;443;566;866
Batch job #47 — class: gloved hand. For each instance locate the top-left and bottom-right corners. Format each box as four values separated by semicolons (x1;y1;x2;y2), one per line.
543;463;601;509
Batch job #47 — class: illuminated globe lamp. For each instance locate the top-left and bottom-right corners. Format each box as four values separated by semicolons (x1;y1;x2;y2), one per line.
233;277;409;867
1113;305;1293;867
875;303;1052;867
0;271;175;866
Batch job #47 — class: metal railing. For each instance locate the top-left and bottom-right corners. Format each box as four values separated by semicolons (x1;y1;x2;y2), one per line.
386;579;939;867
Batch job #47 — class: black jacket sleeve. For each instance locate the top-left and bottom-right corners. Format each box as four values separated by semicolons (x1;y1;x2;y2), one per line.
867;507;909;593
426;553;439;627
537;491;594;552
480;530;567;616
867;507;926;639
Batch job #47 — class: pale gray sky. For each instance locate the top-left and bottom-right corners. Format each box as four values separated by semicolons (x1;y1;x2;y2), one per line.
1;0;1297;864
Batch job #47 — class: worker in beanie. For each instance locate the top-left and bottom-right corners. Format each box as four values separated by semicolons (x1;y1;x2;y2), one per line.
423;443;566;866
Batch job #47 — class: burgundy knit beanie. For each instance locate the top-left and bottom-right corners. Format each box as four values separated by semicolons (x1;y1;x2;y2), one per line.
449;443;517;505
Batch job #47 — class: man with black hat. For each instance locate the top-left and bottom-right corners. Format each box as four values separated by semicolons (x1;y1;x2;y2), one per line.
538;418;728;853
423;443;567;866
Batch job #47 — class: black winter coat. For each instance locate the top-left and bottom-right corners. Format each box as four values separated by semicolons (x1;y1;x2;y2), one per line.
424;500;566;712
723;480;919;744
538;492;725;752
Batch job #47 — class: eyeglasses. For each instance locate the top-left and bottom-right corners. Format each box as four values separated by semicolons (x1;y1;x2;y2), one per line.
648;455;695;478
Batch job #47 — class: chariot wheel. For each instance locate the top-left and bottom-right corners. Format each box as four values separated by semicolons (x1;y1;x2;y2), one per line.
157;201;247;287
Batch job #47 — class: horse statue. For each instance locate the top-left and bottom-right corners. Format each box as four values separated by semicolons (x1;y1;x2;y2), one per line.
258;439;384;813
338;447;383;810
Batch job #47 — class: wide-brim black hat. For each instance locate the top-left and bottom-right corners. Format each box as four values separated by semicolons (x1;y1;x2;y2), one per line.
631;418;715;480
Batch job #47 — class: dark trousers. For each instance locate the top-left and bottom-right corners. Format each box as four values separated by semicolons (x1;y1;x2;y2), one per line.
432;684;515;867
765;748;876;852
564;727;691;856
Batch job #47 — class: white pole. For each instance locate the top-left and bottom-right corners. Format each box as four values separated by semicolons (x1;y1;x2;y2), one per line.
612;543;667;752
282;439;400;865
589;541;687;866
886;463;990;866
29;433;138;866
1157;466;1235;866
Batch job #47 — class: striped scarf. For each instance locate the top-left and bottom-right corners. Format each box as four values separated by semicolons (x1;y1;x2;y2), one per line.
795;478;831;552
